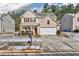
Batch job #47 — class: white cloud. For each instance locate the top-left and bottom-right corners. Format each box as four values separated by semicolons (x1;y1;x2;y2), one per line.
32;8;37;10
48;3;77;6
0;3;31;14
32;7;43;12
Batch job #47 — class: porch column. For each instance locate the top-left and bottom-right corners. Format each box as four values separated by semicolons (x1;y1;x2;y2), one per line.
37;26;40;35
30;26;35;35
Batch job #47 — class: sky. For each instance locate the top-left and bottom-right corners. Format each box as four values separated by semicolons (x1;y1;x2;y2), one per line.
31;3;44;12
0;3;31;14
0;3;77;14
0;3;45;14
32;3;44;8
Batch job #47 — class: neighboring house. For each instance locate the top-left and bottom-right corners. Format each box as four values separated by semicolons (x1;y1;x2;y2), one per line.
20;10;57;35
60;13;79;32
0;14;15;32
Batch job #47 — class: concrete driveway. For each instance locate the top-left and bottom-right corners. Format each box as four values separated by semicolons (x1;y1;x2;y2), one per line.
64;32;79;40
40;35;79;52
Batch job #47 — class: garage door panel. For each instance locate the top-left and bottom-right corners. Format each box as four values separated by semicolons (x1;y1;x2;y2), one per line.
40;28;56;35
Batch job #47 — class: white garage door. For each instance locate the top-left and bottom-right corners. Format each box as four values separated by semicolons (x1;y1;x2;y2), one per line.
40;28;56;35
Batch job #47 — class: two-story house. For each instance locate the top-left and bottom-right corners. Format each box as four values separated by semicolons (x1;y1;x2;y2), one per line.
20;10;57;35
60;13;79;32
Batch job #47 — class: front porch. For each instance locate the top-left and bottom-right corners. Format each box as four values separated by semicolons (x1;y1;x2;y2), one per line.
20;25;40;35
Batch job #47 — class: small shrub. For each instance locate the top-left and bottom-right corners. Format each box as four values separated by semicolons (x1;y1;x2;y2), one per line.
8;42;27;46
18;32;20;36
27;41;32;46
21;31;26;36
73;29;79;32
14;32;20;36
33;34;41;38
36;34;41;37
56;30;61;35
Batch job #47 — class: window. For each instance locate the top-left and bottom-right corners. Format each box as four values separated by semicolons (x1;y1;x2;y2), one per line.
34;18;36;22
24;18;36;22
77;17;79;22
30;18;36;22
30;18;34;22
47;20;50;25
24;18;29;22
29;18;36;22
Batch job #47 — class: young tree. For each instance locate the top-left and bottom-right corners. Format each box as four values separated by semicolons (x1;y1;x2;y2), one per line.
75;3;79;13
50;5;57;14
42;3;49;12
33;9;37;13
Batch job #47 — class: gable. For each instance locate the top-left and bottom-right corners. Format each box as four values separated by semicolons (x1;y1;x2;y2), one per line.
73;12;79;26
61;14;74;23
21;10;36;18
2;15;15;25
39;16;57;27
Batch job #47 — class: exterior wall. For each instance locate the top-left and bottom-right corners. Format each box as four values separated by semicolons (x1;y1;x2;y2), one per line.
39;16;57;28
21;18;24;23
20;25;23;31
73;13;79;30
0;15;15;32
0;19;1;32
57;25;60;30
37;26;40;34
60;15;73;31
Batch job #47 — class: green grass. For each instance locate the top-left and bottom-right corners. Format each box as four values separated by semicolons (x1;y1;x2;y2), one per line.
7;42;28;46
3;42;42;46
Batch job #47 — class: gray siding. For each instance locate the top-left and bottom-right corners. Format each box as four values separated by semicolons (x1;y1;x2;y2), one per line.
61;14;73;31
0;18;1;32
0;14;15;32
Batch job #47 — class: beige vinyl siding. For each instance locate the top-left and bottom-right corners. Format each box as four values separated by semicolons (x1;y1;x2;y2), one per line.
73;13;79;30
39;16;57;28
